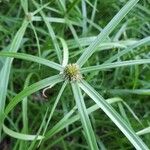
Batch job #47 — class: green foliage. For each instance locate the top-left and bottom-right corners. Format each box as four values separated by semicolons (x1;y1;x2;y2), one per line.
0;0;150;149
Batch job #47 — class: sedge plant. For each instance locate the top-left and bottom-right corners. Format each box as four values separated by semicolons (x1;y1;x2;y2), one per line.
0;0;150;149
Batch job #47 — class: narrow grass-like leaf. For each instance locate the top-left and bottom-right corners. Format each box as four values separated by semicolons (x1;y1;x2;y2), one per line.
32;0;62;63
0;20;29;136
137;127;150;136
122;102;141;124
47;127;81;149
118;102;131;128
32;2;50;16
20;73;34;149
79;80;149;150
21;0;28;13
57;37;68;67
109;89;150;95
32;16;81;26
67;20;83;50
4;74;63;117
71;82;98;150
82;0;87;34
22;74;34;132
0;52;63;71
30;22;41;57
88;0;98;31
39;81;67;145
105;36;150;63
32;16;65;23
66;0;80;15
77;0;139;67
81;59;150;73
67;37;137;49
45;106;77;138
28;108;49;149
113;22;127;41
45;97;122;139
3;125;44;141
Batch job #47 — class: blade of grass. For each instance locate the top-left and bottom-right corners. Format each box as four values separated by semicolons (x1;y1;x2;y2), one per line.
79;80;149;150
81;59;150;73
39;81;67;145
30;22;41;57
0;52;63;71
47;127;81;149
77;0;140;67
88;0;98;31
32;16;81;26
3;125;44;141
109;89;150;95
45;97;122;139
66;19;83;50
67;37;137;49
4;74;63;118
32;0;62;63
71;82;98;150
45;106;77;138
137;127;150;136
28;108;49;150
66;0;80;15
118;102;131;128
57;0;66;12
57;37;68;67
46;96;142;137
113;22;127;41
22;74;34;134
20;73;34;149
21;0;28;13
0;20;29;137
32;2;50;16
82;0;87;35
105;36;150;63
32;16;65;23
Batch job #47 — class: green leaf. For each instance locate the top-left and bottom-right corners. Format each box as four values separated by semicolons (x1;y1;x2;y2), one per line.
30;22;41;57
71;82;98;150
22;74;34;134
79;80;149;150
0;52;63;71
81;59;150;73
32;16;81;26
68;38;134;50
45;97;122;139
57;37;68;67
39;81;67;145
20;73;34;149
4;74;63;117
0;20;29;135
28;108;49;149
105;36;150;63
45;106;77;138
81;0;87;34
32;0;62;63
77;0;140;67
48;127;81;149
137;127;150;136
109;89;150;96
32;2;50;16
3;125;44;141
21;0;28;13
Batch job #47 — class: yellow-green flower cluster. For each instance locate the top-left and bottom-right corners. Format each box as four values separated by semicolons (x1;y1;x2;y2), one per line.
63;64;82;81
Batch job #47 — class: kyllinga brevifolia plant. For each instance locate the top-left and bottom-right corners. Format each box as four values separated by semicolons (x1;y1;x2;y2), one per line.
0;0;150;149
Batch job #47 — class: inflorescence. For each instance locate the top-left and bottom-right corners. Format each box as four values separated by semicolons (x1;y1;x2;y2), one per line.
63;64;82;81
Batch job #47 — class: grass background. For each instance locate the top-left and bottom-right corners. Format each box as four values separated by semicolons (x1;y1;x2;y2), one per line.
0;0;150;149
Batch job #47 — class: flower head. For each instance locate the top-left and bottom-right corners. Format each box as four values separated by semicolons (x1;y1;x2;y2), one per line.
63;64;82;81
